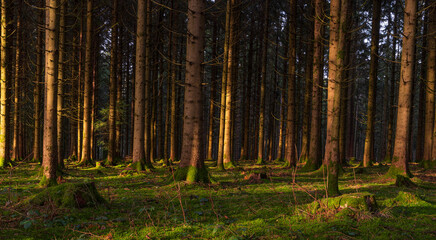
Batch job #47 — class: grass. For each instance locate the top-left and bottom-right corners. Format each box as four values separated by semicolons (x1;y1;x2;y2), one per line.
0;160;435;239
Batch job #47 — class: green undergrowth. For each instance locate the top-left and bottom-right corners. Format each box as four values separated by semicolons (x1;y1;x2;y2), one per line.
0;161;435;239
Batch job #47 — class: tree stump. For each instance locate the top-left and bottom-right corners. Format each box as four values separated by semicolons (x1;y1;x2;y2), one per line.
27;182;107;208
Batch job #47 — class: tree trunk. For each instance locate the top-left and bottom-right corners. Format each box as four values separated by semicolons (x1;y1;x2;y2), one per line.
33;0;44;163
132;0;146;171
424;3;435;168
363;0;381;167
108;0;118;165
207;20;218;161
143;0;153;169
217;0;231;170
169;0;178;163
257;0;269;164
284;0;297;168
40;0;58;186
388;0;417;177
175;0;209;183
80;0;93;166
57;0;65;168
324;0;347;196
304;0;324;171
0;0;10;168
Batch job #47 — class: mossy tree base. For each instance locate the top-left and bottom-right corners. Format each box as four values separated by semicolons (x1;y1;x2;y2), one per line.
305;192;378;215
300;161;321;172
27;182;107;208
223;161;236;169
384;191;431;207
38;175;58;188
421;160;436;169
306;165;344;177
256;158;265;165
395;175;417;188
385;165;412;179
171;166;210;184
131;161;153;172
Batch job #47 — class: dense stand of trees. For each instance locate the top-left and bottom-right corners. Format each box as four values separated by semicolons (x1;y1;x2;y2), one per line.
0;0;434;195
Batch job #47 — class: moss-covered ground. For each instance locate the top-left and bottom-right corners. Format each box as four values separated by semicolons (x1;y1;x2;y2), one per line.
0;160;435;239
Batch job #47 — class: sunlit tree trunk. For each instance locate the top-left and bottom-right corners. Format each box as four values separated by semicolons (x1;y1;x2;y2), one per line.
363;0;381;167
257;0;269;164
217;0;231;170
143;0;153;169
132;0;146;171
169;0;178;163
33;0;44;164
324;0;347;196
223;0;237;169
57;0;65;168
424;3;435;168
388;0;417;177
174;0;209;183
13;0;23;161
80;0;93;166
40;0;58;186
284;0;297;168
304;0;324;171
108;0;118;165
207;21;218;161
0;0;10;168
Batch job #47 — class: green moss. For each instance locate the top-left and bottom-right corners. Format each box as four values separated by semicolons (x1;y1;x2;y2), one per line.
27;182;107;208
256;157;265;165
421;160;436;169
385;165;412;178
0;156;8;168
38;175;58;188
305;192;378;214
171;166;211;183
223;161;236;169
384;191;431;207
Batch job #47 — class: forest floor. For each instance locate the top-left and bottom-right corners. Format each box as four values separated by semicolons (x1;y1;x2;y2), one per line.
1;159;436;240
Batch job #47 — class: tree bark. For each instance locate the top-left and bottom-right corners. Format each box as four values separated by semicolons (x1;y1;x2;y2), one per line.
304;0;324;171
388;0;417;177
175;0;209;183
363;0;381;167
108;0;118;165
80;0;93;166
424;3;435;168
257;0;269;164
40;0;58;186
284;0;297;168
132;0;146;171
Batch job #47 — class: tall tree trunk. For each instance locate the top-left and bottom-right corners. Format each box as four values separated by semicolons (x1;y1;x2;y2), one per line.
33;0;44;163
57;0;65;168
175;0;209;183
169;0;178;163
108;0;118;165
143;0;153;169
257;0;269;164
299;21;313;164
0;0;10;168
424;3;435;168
384;5;398;163
132;0;146;171
284;0;297;168
388;0;417;177
217;0;231;170
13;0;23;161
40;0;58;186
223;0;237;169
80;0;93;166
324;0;347;196
363;0;381;167
207;20;218;161
304;0;324;171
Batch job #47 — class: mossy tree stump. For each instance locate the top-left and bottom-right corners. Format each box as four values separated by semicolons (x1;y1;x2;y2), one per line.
27;182;107;208
306;192;378;215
